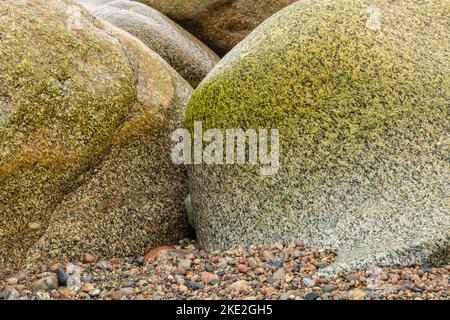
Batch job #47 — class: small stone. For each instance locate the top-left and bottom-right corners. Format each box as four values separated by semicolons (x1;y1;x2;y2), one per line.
248;258;258;268
56;268;68;286
315;262;328;269
302;278;315;288
293;263;304;273
179;285;188;293
269;258;283;268
238;264;249;274
175;266;187;276
323;284;336;293
82;283;95;293
178;259;192;269
208;278;220;286
120;287;134;296
261;250;274;262
6;277;18;285
390;274;399;285
31;275;59;291
205;263;214;272
279;293;290;300
65;263;76;274
83;253;96;264
305;292;320;300
89;288;101;297
35;292;50;300
144;246;173;261
201;272;218;284
186;281;204;290
383;285;398;295
122;281;135;288
66;274;82;291
16;272;29;282
347;288;367;300
345;274;359;282
59;288;76;298
272;268;286;281
110;291;122;300
28;222;41;230
228;280;250;292
136;256;145;265
6;289;20;300
96;261;110;270
295;240;305;247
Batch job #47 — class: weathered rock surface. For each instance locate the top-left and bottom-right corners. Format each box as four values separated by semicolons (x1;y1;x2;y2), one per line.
0;0;192;276
93;0;219;87
185;0;450;273
136;0;297;55
78;0;111;11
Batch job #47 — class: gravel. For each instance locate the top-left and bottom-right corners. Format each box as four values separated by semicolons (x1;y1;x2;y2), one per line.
0;240;448;300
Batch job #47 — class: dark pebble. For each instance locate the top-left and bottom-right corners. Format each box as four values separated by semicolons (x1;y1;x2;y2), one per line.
342;284;351;291
0;291;7;300
323;284;336;293
208;279;220;286
56;268;68;286
305;292;320;300
186;281;204;290
205;263;214;273
136;256;145;265
293;263;304;273
217;271;225;277
345;274;359;282
267;277;276;284
269;259;283;268
315;262;328;269
122;282;135;288
422;266;433;273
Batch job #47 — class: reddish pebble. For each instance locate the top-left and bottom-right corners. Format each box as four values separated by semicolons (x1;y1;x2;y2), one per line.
238;264;249;274
175;267;187;276
83;253;96;264
201;272;218;284
261;250;274;262
144;246;173;262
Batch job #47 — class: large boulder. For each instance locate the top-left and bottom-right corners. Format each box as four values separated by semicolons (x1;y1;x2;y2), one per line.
136;0;297;56
93;0;219;87
0;0;192;276
185;0;450;273
78;0;111;11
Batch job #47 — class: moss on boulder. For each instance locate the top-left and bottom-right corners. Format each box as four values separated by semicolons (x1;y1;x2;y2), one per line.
0;0;192;275
136;0;297;55
186;0;450;273
93;0;219;87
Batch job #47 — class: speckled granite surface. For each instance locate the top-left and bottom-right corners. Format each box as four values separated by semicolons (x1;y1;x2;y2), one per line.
0;0;192;276
93;0;219;87
186;0;450;273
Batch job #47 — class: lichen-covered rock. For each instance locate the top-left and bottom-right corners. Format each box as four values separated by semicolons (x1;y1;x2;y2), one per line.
136;0;297;56
93;0;219;87
0;0;192;276
186;0;450;273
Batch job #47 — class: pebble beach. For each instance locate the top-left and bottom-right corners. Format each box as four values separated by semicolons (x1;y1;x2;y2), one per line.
1;240;448;300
